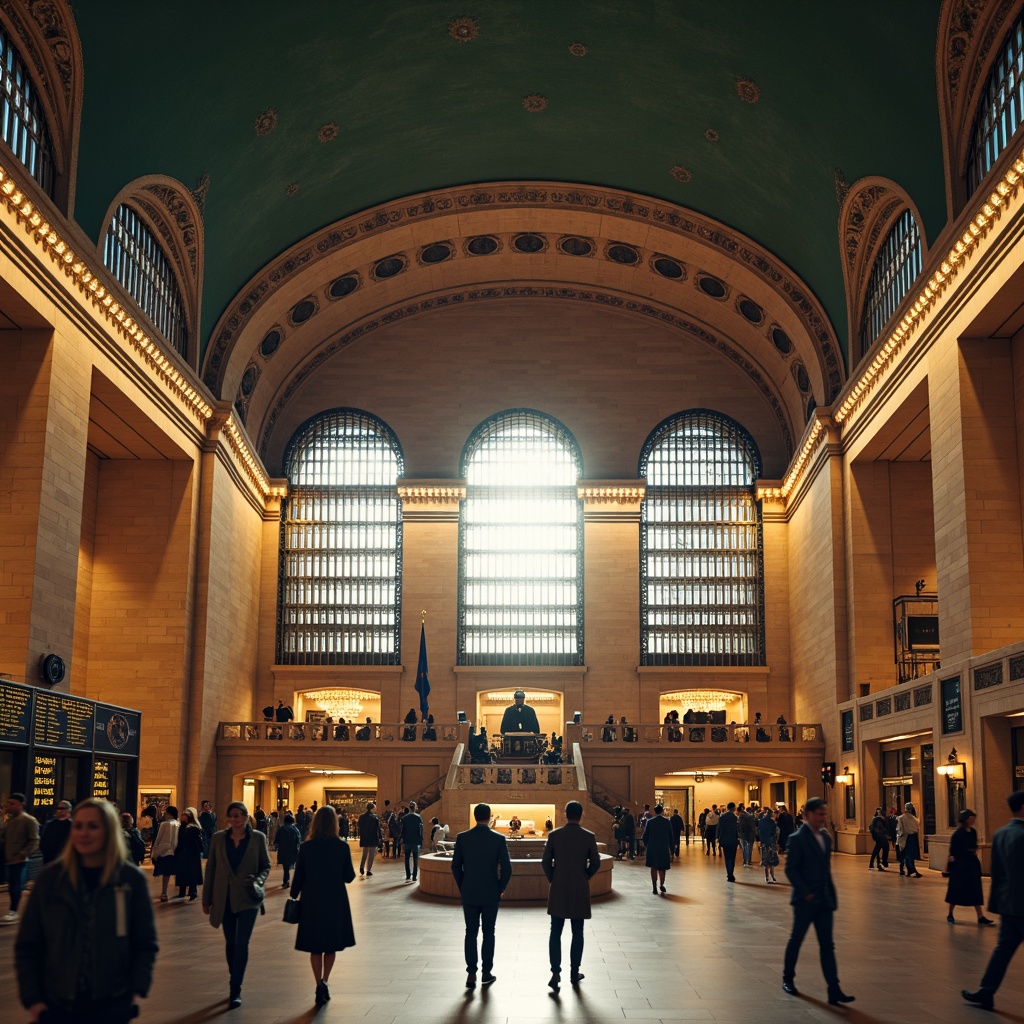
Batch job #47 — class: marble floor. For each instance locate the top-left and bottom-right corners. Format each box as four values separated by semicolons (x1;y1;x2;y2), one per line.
2;841;1021;1023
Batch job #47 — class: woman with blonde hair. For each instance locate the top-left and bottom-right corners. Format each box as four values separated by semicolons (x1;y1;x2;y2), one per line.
15;798;157;1023
291;805;356;1005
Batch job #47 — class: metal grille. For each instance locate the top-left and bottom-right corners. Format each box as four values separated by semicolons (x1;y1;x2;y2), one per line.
458;409;583;666
859;209;922;354
103;204;189;358
967;11;1024;196
639;410;764;666
277;409;404;666
0;24;54;196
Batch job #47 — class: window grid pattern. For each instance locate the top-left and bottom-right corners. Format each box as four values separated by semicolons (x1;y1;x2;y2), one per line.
640;410;764;667
458;410;584;666
103;204;189;357
277;410;403;666
967;11;1024;196
858;209;922;354
0;24;54;196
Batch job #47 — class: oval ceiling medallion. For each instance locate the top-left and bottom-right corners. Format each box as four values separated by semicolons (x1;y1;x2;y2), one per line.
513;233;545;253
373;256;407;279
329;274;359;299
421;242;453;264
607;243;640;265
738;297;764;323
260;329;282;358
467;235;499;255
559;236;593;257
771;325;793;354
652;257;684;279
697;274;727;298
290;298;317;323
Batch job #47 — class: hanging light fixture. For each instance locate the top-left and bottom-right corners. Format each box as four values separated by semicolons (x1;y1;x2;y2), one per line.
661;690;741;714
304;688;376;722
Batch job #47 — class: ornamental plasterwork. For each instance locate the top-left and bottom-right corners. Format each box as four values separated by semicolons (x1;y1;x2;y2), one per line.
204;183;844;405
397;481;467;505
577;481;646;505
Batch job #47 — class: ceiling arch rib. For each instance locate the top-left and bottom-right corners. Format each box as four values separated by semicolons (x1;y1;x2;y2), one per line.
206;182;844;453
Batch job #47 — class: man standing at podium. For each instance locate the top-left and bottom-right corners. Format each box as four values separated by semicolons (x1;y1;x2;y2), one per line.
500;690;540;733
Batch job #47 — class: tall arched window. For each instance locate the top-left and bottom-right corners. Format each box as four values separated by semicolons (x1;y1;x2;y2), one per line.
858;208;922;355
966;10;1024;197
278;409;404;666
459;409;583;666
639;410;764;667
0;22;55;196
103;203;189;357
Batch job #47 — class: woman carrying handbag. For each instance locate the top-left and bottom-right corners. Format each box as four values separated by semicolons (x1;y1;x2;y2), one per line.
202;802;271;1009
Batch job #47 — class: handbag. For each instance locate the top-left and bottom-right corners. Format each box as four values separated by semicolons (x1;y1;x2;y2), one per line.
283;897;301;924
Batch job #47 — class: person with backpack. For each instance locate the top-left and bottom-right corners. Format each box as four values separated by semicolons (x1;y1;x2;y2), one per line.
120;812;147;866
275;813;302;888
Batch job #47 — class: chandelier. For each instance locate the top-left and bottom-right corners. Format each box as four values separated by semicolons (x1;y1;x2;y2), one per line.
305;688;376;722
662;690;741;714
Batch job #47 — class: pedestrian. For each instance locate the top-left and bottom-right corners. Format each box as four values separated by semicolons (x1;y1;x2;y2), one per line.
1;793;39;925
717;802;740;882
897;802;923;877
868;807;889;871
451;802;513;989
669;807;684;859
266;809;279;849
150;805;180;903
202;801;271;1009
275;700;294;722
120;812;147;866
402;800;423;882
199;800;217;858
946;808;994;925
962;790;1024;1010
620;806;636;860
781;797;854;1006
14;798;158;1023
275;813;301;888
758;807;779;883
291;806;356;1006
641;804;673;895
357;801;382;877
39;800;72;864
704;805;719;855
542;800;601;989
776;804;795;852
174;808;204;901
738;803;756;868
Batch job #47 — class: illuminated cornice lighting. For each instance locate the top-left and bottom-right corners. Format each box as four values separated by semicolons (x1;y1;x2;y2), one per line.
309;769;362;775
223;413;286;499
304;688;377;722
397;482;466;504
482;691;561;705
834;147;1024;427
577;483;646;504
757;419;826;503
0;161;213;424
662;690;741;713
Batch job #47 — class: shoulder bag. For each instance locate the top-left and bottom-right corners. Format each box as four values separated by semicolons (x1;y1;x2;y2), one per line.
283;897;301;923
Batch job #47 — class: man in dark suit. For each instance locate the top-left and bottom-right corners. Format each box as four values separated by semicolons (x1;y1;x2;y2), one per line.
782;797;854;1006
451;802;513;989
963;790;1024;1010
542;800;601;990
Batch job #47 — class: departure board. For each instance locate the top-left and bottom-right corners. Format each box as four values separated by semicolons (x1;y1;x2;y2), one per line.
0;680;32;744
32;753;58;803
33;691;95;749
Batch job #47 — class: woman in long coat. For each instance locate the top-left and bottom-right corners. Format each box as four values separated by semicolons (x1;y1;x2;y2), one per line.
945;809;994;925
291;806;356;1006
641;804;674;895
175;807;205;900
897;802;923;877
275;813;302;887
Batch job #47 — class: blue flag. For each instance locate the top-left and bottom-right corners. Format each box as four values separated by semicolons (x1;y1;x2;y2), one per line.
414;624;430;717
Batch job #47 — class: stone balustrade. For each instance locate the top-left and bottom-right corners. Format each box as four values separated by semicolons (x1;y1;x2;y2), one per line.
577;721;822;745
217;721;463;745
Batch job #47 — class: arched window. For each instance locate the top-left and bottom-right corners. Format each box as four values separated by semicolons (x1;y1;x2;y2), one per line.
966;10;1024;197
858;208;922;355
459;409;583;666
0;22;55;196
103;203;190;358
277;409;404;666
639;410;764;667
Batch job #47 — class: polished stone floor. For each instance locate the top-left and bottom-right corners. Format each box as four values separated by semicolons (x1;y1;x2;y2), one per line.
2;841;1021;1023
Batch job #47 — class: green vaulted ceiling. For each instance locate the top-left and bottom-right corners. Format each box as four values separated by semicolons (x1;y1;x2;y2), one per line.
70;1;946;363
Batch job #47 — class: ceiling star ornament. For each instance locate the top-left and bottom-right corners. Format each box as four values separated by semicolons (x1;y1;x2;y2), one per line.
449;16;479;42
285;182;299;197
734;77;760;103
705;128;719;142
568;42;588;57
318;123;339;143
522;93;548;112
254;108;278;136
670;165;692;183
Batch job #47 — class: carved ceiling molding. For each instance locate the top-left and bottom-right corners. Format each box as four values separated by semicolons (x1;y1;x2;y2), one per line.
255;284;797;465
0;0;82;213
838;177;926;367
938;0;1022;214
204;182;844;404
98;175;205;366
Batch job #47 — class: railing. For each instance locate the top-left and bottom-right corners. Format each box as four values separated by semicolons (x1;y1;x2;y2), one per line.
450;764;579;790
403;770;448;813
578;722;822;745
218;721;462;744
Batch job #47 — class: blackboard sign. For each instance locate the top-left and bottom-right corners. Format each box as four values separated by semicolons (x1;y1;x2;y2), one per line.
841;710;854;752
941;676;962;735
94;705;140;756
34;691;95;749
0;680;32;744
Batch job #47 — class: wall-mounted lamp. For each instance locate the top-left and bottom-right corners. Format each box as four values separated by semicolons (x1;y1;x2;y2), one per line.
937;748;965;781
834;766;854;784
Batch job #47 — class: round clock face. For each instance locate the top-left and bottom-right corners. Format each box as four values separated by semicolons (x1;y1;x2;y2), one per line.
106;713;130;750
